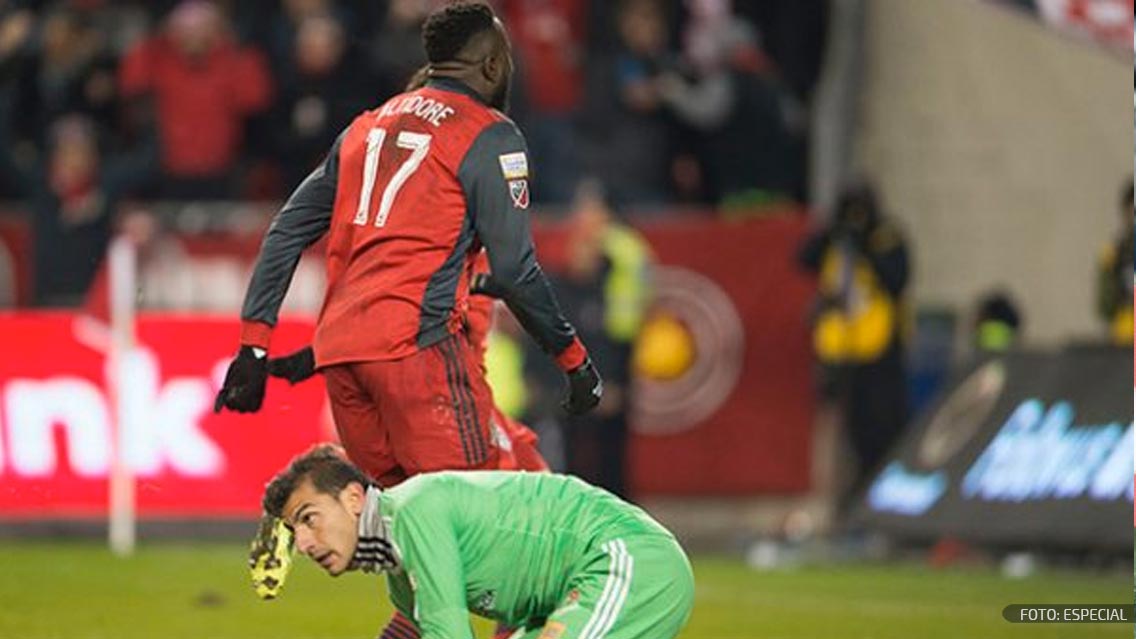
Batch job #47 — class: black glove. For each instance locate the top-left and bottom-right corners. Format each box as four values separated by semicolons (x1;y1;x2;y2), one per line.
213;346;268;413
562;358;603;415
470;272;508;299
267;346;317;384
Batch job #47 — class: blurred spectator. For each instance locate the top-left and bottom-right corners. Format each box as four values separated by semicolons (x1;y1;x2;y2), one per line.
271;12;375;189
579;0;676;207
0;109;155;306
526;180;652;497
84;3;151;59
264;0;383;51
0;6;33;198
659;0;802;208
730;0;828;101
0;4;32;73
972;290;1022;354
798;182;910;515
263;0;337;73
118;0;272;199
500;0;588;203
370;0;432;99
1096;176;1133;345
9;5;120;151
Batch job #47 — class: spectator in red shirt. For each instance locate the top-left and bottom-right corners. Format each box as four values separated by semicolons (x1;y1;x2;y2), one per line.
118;0;272;199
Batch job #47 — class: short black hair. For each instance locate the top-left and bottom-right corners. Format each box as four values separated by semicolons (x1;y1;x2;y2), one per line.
976;290;1021;330
834;181;880;229
422;2;496;64
262;444;372;518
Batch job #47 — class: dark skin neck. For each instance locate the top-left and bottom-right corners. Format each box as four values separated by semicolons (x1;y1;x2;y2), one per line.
426;20;510;106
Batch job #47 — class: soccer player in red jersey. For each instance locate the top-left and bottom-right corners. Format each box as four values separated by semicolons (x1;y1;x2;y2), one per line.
214;3;598;481
264;249;550;474
223;10;581;637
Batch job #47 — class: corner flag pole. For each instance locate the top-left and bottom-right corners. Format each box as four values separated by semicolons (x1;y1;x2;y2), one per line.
108;236;137;556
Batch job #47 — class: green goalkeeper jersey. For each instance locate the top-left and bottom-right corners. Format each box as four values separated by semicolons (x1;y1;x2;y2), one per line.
368;471;674;638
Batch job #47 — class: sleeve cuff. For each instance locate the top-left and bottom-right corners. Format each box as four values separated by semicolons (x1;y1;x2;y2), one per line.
240;320;273;350
555;336;588;372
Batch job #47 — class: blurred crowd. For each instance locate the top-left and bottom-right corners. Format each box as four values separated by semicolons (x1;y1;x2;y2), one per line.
0;0;828;208
0;0;827;306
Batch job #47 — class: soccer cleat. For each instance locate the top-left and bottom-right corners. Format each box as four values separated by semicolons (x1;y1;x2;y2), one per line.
249;513;294;600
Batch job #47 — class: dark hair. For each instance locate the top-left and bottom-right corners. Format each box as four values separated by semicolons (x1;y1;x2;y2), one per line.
1121;177;1133;208
976;290;1021;330
422;2;496;64
262;444;372;518
834;181;880;230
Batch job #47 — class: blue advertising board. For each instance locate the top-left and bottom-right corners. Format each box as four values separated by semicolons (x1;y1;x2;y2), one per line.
854;345;1133;551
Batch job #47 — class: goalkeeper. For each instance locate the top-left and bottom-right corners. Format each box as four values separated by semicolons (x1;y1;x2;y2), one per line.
264;445;694;639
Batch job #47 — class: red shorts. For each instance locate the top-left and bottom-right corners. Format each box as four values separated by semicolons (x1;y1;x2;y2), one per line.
323;332;500;486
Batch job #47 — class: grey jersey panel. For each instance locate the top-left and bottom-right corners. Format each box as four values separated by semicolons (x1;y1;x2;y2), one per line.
241;132;344;326
417;213;478;348
458;121;579;358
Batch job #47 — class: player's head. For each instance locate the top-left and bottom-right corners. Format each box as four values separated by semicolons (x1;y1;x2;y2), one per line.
421;2;514;111
263;444;372;576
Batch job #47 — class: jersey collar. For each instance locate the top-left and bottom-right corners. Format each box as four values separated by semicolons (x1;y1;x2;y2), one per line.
351;486;401;573
425;76;487;105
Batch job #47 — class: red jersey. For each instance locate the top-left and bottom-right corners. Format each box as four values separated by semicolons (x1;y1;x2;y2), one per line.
239;78;587;371
315;84;501;364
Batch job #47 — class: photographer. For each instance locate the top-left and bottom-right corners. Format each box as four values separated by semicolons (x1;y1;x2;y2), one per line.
798;182;910;515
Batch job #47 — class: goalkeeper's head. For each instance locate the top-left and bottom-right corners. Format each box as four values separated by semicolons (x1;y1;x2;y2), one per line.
421;2;514;112
264;444;373;576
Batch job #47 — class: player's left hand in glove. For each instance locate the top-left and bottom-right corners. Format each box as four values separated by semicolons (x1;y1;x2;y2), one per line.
213;346;268;413
562;358;603;415
267;346;316;384
249;513;294;600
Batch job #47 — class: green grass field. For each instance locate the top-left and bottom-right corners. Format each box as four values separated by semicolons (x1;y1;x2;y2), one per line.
0;542;1129;639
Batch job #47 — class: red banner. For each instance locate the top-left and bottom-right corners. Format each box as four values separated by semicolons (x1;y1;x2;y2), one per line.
0;314;328;518
634;216;815;495
0;214;816;518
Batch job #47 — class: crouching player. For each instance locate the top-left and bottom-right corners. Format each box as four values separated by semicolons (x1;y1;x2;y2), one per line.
265;445;694;639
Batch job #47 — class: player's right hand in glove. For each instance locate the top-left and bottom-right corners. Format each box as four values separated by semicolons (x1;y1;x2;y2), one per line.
562;358;603;415
214;346;268;413
267;346;316;384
